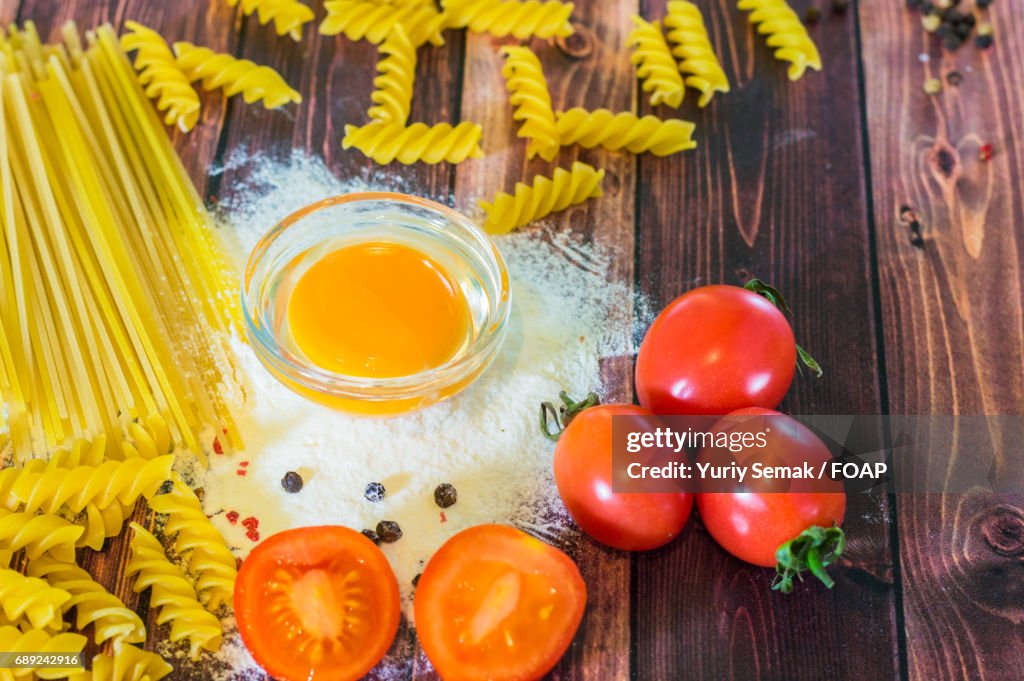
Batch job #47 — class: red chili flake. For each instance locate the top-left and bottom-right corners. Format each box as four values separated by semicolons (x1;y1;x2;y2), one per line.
235;469;248;476
235;557;244;570
440;511;448;523
226;511;239;525
213;438;224;455
241;516;259;531
979;143;995;162
246;529;260;542
239;461;249;467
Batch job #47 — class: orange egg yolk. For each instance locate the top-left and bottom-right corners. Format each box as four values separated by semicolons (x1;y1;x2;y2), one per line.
287;241;471;379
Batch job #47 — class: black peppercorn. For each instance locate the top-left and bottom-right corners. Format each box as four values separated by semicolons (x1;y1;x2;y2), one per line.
364;482;386;502
945;70;963;85
975;34;994;49
804;6;822;24
943;33;963;50
376;520;403;543
362;529;381;544
434;483;458;509
906;0;922;8
831;0;850;12
412;573;421;587
281;471;303;493
976;0;992;8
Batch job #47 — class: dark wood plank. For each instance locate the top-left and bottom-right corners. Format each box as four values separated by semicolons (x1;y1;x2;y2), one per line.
1;0;18;23
860;1;1024;679
633;1;901;679
433;3;640;680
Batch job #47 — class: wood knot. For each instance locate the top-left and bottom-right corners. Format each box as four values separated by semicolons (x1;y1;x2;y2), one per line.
930;143;959;179
980;506;1024;557
556;26;593;60
898;204;924;249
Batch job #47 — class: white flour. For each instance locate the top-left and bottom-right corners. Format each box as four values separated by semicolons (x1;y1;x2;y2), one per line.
198;152;641;678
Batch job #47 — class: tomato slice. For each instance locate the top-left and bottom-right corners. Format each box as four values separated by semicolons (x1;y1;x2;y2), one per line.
234;526;400;681
415;525;586;681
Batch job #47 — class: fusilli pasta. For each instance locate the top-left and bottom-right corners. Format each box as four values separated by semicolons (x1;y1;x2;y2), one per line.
343;121;484;164
736;0;821;81
76;645;174;681
367;24;416;124
8;455;173;517
0;510;82;562
227;0;315;41
0;626;86;680
664;1;730;107
27;557;146;647
120;21;201;132
149;476;237;612
0;569;70;631
500;46;559;161
320;1;447;46
121;416;172;460
173;42;302;109
126;523;222;660
555;108;696;156
442;0;574;39
628;16;685;108
479;161;604;234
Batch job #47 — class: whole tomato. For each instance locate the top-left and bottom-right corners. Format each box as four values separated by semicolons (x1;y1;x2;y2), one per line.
553;403;693;551
696;408;846;592
635;284;798;415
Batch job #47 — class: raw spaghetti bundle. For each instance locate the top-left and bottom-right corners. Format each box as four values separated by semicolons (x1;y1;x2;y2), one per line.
0;22;243;464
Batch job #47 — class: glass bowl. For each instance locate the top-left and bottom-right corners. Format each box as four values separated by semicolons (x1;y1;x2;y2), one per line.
242;193;511;415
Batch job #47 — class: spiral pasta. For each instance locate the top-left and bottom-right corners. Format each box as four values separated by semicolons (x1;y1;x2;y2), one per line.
0;510;82;562
442;0;574;39
26;557;145;647
8;455;173;517
149;476;237;612
120;21;201;132
0;626;86;680
72;645;173;681
664;1;730;107
479;162;604;234
500;46;559;161
368;25;416;124
121;416;172;460
320;1;447;46
227;0;315;41
0;569;70;631
343;121;484;164
736;0;821;81
628;16;685;109
126;523;222;660
173;42;302;109
555;108;696;155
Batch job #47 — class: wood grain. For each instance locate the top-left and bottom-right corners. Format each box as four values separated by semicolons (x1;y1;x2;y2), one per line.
860;1;1024;679
631;0;900;679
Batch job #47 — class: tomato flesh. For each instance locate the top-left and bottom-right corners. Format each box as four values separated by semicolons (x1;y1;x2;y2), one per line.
234;526;400;681
696;408;846;567
554;404;693;551
415;525;586;681
636;285;797;415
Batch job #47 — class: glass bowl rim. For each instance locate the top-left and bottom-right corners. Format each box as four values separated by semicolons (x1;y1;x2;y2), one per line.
241;191;512;399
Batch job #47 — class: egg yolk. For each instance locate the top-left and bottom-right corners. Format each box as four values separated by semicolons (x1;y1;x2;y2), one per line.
287;241;471;378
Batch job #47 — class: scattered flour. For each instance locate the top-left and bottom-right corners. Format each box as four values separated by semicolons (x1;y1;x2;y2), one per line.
199;152;641;678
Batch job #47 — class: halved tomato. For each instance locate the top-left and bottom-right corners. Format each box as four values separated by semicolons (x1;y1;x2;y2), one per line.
414;525;586;681
234;526;400;681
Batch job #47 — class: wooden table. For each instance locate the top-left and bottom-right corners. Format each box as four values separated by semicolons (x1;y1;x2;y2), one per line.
5;1;1023;679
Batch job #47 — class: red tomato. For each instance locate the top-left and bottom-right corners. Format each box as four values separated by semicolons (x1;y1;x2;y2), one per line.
234;526;400;681
696;408;846;591
636;285;797;415
415;525;586;681
554;404;693;551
